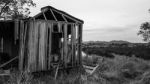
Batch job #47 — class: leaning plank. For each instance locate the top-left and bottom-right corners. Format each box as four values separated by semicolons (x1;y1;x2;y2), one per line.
0;56;18;68
0;74;10;76
54;64;59;80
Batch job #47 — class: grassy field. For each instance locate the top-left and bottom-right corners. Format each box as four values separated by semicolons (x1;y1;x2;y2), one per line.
82;53;150;84
1;53;150;84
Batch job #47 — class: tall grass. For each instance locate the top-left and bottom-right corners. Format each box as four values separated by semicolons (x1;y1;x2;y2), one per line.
1;54;150;84
4;67;84;84
83;54;150;84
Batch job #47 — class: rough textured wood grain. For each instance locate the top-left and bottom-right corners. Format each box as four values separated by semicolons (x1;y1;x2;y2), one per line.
19;20;83;72
48;23;52;70
38;21;47;71
19;20;25;71
27;21;34;72
78;24;83;65
71;24;76;67
64;24;68;67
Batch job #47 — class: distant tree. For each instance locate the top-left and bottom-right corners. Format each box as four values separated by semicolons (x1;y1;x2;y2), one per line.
0;0;36;19
138;22;150;42
138;10;150;43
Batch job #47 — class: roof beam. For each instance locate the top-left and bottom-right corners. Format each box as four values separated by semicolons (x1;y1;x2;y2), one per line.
42;11;47;21
62;14;68;22
50;9;58;21
52;9;82;24
51;9;67;22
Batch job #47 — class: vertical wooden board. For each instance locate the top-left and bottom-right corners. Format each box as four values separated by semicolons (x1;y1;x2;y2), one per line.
45;21;48;70
38;22;42;71
38;21;47;71
76;25;79;65
64;24;68;67
74;24;77;66
33;21;37;72
23;22;28;71
19;20;24;71
36;21;40;71
27;21;34;72
29;21;38;72
38;21;42;71
78;24;83;65
27;21;39;72
24;22;31;71
71;24;75;66
48;23;52;70
32;21;39;72
61;24;64;65
29;21;34;72
14;20;19;43
31;21;37;72
58;23;62;32
43;22;47;70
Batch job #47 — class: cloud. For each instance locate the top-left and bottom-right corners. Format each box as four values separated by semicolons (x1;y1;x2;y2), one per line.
83;24;143;42
84;24;137;33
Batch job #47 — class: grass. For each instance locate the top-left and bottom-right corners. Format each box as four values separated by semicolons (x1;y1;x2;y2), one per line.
1;53;150;84
2;67;84;84
83;53;150;84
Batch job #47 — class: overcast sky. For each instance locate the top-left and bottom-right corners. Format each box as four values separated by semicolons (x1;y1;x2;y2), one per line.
31;0;150;43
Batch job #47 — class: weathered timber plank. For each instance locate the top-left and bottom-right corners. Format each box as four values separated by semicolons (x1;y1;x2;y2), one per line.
74;24;78;66
19;20;25;71
36;21;40;71
71;24;76;67
76;24;79;66
27;21;34;72
45;21;48;70
14;20;19;43
78;24;83;65
38;21;47;71
64;24;68;67
32;21;39;72
48;23;52;70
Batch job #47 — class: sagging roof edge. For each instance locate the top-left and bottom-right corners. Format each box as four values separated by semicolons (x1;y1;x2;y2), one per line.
31;6;84;24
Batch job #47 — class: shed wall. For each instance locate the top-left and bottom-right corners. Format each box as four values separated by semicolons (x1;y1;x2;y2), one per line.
19;20;82;72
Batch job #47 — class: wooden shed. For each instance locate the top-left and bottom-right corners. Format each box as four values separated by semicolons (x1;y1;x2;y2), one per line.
18;6;84;72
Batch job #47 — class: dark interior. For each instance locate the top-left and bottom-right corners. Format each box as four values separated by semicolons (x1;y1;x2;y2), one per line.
0;21;19;66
